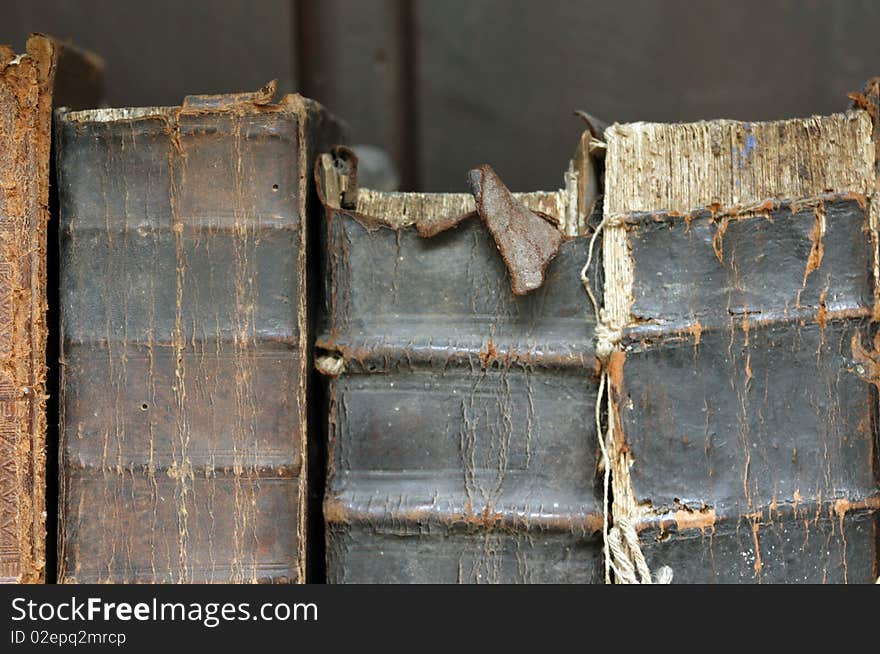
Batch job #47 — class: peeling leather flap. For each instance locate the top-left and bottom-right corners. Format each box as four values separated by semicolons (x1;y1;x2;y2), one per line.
316;152;567;296
466;165;563;296
415;165;563;295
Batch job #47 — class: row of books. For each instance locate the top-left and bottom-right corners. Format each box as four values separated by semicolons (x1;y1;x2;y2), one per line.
1;34;878;584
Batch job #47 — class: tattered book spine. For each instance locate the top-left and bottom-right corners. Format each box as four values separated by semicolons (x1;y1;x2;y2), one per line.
0;34;102;584
317;151;605;583
601;110;880;582
56;88;341;583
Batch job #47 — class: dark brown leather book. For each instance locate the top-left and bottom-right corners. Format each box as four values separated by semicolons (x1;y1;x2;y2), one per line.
316;147;606;583
0;34;102;584
56;85;342;583
601;108;880;582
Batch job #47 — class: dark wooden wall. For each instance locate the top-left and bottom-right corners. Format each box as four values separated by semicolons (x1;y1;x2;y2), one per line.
3;0;879;191
1;1;295;108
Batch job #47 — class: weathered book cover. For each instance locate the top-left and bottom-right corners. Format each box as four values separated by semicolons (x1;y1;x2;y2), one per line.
0;34;102;584
600;108;880;582
319;96;879;583
57;85;342;583
316;149;606;583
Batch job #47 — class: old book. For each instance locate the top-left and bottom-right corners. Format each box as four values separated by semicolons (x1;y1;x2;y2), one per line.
316;147;606;583
0;34;102;584
601;107;880;582
57;84;342;583
319;93;879;583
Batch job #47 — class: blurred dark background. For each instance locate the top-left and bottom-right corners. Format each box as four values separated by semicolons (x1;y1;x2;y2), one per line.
3;0;879;191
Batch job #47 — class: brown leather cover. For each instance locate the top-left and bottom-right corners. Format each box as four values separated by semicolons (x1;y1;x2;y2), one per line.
315;154;605;584
0;34;102;584
56;86;341;583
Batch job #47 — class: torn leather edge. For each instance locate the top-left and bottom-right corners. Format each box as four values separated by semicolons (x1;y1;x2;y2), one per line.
313;152;594;371
850;79;880;586
599;215;646;549
62;79;325;124
850;78;880;320
314;132;600;299
316;150;573;230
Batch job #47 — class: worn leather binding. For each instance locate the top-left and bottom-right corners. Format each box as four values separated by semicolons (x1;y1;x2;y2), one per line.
0;34;102;584
602;109;880;582
316;148;605;583
319;97;880;583
56;85;342;583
